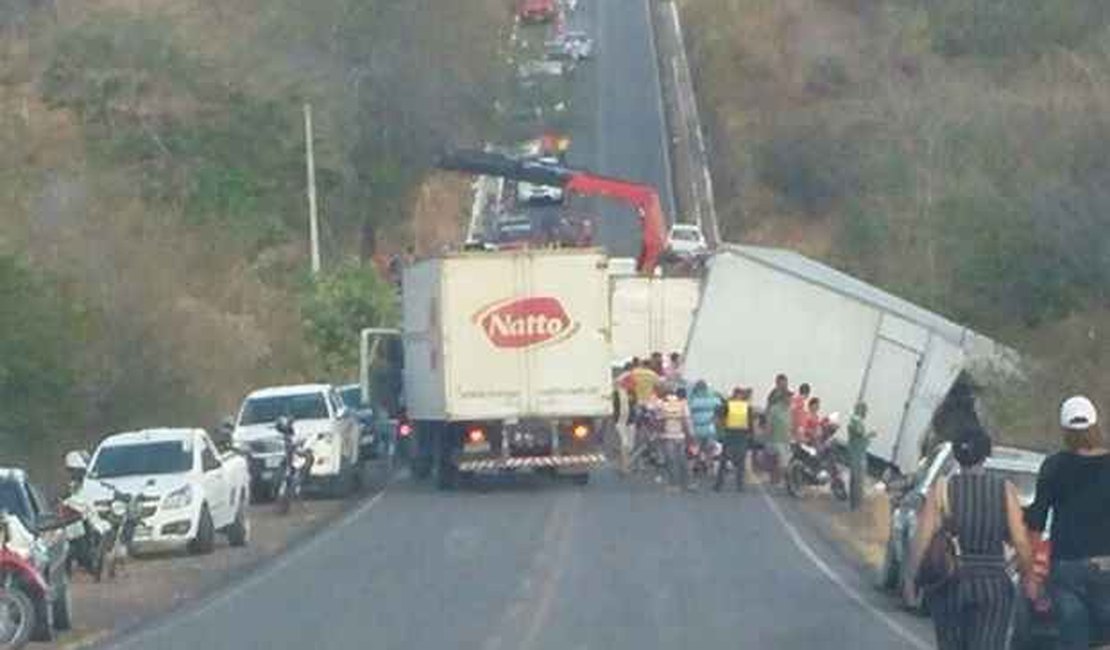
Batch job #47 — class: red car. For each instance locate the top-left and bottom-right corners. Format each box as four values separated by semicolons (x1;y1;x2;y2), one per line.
517;0;556;24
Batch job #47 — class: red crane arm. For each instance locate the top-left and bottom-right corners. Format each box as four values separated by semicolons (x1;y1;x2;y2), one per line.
436;149;668;272
564;173;665;273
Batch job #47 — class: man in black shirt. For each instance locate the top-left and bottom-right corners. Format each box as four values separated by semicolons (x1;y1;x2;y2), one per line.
1025;395;1110;650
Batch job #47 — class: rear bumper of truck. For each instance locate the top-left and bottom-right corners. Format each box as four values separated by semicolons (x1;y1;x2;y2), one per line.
457;453;606;472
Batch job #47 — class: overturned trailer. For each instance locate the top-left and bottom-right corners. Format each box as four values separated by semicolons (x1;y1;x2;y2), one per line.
683;245;1016;473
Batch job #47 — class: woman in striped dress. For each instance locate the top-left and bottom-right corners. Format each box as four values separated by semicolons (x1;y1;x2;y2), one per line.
906;430;1035;650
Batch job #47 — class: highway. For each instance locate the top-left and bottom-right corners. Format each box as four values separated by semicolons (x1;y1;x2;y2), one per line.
563;0;675;258
101;2;936;648
106;474;932;650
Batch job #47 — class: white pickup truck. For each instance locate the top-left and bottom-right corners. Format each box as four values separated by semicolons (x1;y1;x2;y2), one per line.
69;428;250;554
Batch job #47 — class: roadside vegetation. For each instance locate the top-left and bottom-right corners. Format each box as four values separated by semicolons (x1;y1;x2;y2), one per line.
0;0;504;472
681;0;1110;445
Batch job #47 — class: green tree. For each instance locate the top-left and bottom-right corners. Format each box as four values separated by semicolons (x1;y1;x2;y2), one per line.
301;263;399;376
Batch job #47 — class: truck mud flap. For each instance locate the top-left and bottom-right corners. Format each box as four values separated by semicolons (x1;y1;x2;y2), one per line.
457;454;607;472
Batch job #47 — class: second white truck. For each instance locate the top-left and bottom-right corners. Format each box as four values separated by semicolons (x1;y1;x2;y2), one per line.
402;248;612;488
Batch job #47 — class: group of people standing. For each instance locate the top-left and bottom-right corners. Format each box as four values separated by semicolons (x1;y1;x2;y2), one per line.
904;395;1110;650
613;360;871;497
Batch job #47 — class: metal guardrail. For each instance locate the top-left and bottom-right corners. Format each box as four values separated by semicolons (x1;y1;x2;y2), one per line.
652;0;722;248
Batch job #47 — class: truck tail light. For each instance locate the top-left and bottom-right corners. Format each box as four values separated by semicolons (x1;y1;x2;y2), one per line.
467;428;486;444
572;423;590;439
398;423;413;438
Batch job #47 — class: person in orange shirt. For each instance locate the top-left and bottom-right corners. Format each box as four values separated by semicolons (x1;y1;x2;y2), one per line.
800;397;823;445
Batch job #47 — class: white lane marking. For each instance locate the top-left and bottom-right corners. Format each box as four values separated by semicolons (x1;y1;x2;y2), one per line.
759;486;932;650
642;0;677;220
111;487;389;649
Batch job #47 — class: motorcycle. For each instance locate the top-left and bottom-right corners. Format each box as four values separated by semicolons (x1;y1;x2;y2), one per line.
687;438;722;479
96;481;158;579
785;414;849;501
57;495;112;580
275;417;314;516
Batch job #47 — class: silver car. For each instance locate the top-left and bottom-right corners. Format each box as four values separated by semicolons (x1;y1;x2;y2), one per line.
880;442;1044;610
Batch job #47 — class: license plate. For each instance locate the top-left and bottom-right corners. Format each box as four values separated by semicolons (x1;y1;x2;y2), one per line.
133;525;151;540
65;522;85;540
260;470;274;481
264;457;282;469
464;441;491;453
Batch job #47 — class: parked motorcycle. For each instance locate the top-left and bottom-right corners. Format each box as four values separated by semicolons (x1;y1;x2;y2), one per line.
785;414;849;501
96;481;158;579
275;417;314;516
687;438;722;479
57;495;112;580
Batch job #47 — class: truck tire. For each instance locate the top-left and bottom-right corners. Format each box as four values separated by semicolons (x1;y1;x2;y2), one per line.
0;584;34;648
31;587;54;642
433;431;458;491
226;497;249;547
188;504;216;555
411;425;433;480
52;571;72;631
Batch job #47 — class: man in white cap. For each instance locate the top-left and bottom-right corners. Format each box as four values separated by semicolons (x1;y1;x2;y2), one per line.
1025;396;1110;650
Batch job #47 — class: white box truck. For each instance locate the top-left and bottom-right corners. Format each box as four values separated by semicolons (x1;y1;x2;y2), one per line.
402;249;612;488
610;276;700;365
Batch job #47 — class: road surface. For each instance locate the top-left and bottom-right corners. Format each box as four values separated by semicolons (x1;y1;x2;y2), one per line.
106;473;933;649
563;0;675;258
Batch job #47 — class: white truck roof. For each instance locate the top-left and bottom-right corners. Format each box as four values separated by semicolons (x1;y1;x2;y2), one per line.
99;428;204;447
245;384;332;399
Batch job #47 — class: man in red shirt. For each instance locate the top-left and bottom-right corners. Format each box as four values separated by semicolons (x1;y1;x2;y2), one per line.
791;383;812;442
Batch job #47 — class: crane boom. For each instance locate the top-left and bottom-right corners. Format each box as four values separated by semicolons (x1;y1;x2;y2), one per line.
437;149;666;273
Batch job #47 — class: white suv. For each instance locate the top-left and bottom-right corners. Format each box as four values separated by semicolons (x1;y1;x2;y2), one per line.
232;384;360;500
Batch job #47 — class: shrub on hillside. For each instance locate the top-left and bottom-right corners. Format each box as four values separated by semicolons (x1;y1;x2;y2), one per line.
0;255;82;451
300;263;399;376
755;125;865;215
911;0;1110;58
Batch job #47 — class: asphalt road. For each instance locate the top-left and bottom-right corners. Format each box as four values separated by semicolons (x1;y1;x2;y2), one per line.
562;0;676;259
105;472;934;650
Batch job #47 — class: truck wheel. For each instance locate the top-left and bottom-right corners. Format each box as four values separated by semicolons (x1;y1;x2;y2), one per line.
52;571;72;631
31;587;54;642
0;584;34;648
226;498;249;547
188;504;216;555
433;433;458;491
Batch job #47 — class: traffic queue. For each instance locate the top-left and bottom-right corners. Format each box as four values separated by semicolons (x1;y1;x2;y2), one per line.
0;380;399;648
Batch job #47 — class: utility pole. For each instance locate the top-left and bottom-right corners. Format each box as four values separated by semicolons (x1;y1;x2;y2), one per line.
304;102;321;275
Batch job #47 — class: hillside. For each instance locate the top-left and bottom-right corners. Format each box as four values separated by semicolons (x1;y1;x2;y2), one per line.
681;0;1110;445
0;0;503;471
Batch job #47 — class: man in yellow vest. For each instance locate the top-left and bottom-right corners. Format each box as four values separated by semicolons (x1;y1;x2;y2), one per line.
715;387;754;492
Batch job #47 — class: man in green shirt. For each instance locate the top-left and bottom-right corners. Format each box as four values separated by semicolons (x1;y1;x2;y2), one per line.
765;381;793;485
847;401;876;510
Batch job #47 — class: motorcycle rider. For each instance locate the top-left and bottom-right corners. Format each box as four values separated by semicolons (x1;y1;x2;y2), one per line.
716;387;754;492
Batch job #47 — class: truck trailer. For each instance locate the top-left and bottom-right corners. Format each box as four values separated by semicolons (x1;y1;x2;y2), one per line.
402;248;612;489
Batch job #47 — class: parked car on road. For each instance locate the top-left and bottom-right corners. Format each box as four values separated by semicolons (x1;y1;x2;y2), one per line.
545;32;594;61
516;181;564;205
0;468;73;645
69;429;251;555
517;59;572;81
337;383;391;461
665;223;708;258
232;384;360;500
517;0;557;23
880;443;1044;610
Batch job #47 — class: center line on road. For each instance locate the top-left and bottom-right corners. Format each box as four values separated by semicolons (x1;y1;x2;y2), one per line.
758;486;932;650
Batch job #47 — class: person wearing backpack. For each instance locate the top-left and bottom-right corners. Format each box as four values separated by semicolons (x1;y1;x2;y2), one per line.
906;429;1034;650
